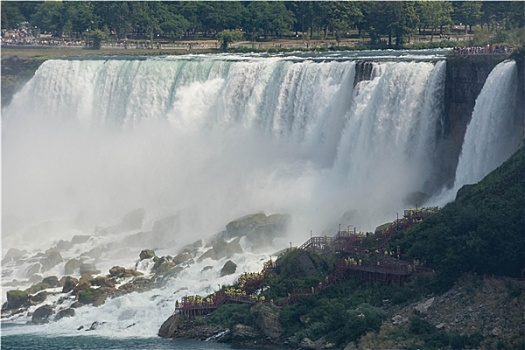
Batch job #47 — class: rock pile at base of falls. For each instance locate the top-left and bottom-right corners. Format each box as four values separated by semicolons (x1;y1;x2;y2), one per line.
2;211;290;330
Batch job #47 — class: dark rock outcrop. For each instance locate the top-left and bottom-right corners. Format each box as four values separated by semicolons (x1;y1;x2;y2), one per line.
5;290;29;309
30;291;48;304
32;304;53;324
139;249;156;260
40;251;63;271
42;276;60;287
61;276;79;293
64;259;83;275
220;260;237;277
55;308;75;321
250;303;283;341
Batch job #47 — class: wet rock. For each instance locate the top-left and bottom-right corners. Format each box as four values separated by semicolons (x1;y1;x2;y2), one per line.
28;274;42;284
86;321;106;331
61;276;79;293
25;263;41;278
25;281;52;295
71;235;90;244
91;276;109;287
64;259;83;275
124;269;143;278
158;313;181;338
6;290;29;309
77;287;103;305
139;249;156;260
40;251;63;271
173;252;193;265
30;291;48;304
220;260;237;277
42;276;60;287
71;301;83;308
1;248;27;264
55;239;74;251
214;238;243;259
79;273;94;284
79;263;100;275
55;308;75;321
152;214;179;239
197;248;217;262
222;213;290;251
202;266;214;272
32;304;53;324
119;208;145;232
118;277;155;294
109;266;126;277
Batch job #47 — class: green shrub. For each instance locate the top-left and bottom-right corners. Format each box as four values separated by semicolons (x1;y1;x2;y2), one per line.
209;304;253;328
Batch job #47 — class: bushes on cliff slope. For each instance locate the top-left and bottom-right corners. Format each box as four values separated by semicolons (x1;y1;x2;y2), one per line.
394;145;525;290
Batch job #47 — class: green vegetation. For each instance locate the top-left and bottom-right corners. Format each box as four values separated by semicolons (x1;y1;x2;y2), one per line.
2;1;524;49
196;145;524;347
209;303;254;328
393;146;525;290
77;287;102;304
216;29;243;50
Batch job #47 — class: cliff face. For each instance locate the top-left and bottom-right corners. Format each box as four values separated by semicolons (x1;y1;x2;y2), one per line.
439;55;523;186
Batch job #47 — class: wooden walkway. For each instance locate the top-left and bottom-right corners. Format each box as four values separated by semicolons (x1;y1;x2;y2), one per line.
175;208;437;317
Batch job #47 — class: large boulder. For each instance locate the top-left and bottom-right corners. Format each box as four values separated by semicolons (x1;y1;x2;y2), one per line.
32;304;53;324
214;238;243;260
71;235;90;244
118;208;146;232
55;239;74;251
42;276;60;287
61;276;79;293
25;263;41;278
173;252;193;265
1;248;27;264
109;266;126;277
77;287;104;305
55;308;75;321
250;303;283;341
220;260;237;277
40;251;63;271
5;290;29;309
221;213;290;251
79;263;100;275
64;259;83;275
158;313;181;338
139;249;156;260
152;214;179;239
30;291;48;304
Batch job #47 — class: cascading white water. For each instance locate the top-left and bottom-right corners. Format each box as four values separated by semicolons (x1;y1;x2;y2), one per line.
433;60;520;205
2;52;450;337
454;60;520;187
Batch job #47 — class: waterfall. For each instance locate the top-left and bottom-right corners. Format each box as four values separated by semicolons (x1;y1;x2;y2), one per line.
0;51;472;338
429;59;521;207
453;60;520;188
3;55;447;243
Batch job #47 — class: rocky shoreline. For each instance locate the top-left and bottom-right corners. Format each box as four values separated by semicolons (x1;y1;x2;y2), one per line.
158;276;524;350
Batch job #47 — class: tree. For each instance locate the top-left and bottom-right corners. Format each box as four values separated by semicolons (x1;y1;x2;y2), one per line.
216;29;243;50
1;2;25;30
417;1;453;40
454;1;482;34
91;29;106;49
30;2;65;36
